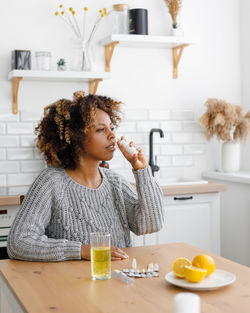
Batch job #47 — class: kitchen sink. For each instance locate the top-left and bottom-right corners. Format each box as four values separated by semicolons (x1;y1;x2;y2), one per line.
156;178;208;186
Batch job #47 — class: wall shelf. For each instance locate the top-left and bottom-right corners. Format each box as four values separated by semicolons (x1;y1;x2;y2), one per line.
100;34;195;78
8;70;111;114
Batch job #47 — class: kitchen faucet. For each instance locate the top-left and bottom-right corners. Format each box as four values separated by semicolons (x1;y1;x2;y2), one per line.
149;128;164;176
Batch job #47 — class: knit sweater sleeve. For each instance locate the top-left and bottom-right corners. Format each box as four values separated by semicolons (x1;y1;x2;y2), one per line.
121;166;164;235
7;169;82;262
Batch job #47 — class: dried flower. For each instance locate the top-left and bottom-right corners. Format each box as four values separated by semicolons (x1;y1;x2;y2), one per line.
164;0;182;28
54;4;109;43
199;98;250;143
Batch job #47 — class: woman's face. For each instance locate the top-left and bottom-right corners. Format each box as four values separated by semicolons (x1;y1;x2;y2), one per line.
83;109;116;161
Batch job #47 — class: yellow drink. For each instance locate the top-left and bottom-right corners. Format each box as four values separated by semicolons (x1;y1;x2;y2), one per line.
91;246;111;280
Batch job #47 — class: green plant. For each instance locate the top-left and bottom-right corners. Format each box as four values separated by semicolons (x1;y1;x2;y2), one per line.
57;58;66;66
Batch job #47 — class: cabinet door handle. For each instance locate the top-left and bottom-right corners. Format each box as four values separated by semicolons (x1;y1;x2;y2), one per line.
173;196;193;201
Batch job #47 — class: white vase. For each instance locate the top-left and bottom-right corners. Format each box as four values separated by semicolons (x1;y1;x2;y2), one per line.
170;27;183;37
221;142;240;172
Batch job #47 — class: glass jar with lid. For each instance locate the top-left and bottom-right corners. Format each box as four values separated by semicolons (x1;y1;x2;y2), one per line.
35;51;51;71
109;4;130;34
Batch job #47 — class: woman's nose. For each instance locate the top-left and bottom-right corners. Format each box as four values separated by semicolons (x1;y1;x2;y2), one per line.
108;129;115;139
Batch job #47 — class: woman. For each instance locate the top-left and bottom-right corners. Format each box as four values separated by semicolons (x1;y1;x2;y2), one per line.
7;91;164;262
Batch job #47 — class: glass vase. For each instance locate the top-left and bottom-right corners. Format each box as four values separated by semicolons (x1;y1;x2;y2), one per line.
80;40;93;72
71;38;93;72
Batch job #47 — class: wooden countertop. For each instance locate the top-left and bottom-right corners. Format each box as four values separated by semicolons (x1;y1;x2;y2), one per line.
0;195;24;206
0;183;226;204
0;243;249;313
161;182;226;196
130;182;226;195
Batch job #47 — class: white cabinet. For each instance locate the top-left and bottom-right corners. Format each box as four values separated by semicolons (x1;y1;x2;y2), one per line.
203;171;250;266
131;193;220;255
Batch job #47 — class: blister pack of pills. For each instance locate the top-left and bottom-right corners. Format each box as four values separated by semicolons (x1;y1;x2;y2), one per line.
122;263;160;278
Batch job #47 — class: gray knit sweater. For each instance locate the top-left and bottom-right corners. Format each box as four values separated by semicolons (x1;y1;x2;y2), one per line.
7;166;164;262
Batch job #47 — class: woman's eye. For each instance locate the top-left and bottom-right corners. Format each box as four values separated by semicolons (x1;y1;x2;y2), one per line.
97;128;105;132
110;127;115;132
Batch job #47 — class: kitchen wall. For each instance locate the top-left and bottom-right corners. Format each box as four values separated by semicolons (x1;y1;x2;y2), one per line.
240;0;250;170
0;0;241;194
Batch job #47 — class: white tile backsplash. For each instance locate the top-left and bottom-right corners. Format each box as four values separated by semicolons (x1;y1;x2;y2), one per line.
193;133;207;143
20;136;36;147
0;108;208;193
173;156;193;166
172;133;193;143
156;155;172;167
161;144;183;155
0;161;19;173
0;123;6;135
0;149;6;160
7;173;36;186
7;123;34;134
171;110;194;121
8;186;30;195
7;148;34;160
33;148;43;159
160;121;182;131
0;175;6;187
117;122;137;133
184;144;206;155
137;121;160;132
21;160;45;172
148;110;170;120
182;122;203;132
124;110;148;121
0;136;19;147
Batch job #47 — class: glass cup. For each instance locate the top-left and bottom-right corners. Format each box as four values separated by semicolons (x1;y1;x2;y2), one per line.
90;232;111;280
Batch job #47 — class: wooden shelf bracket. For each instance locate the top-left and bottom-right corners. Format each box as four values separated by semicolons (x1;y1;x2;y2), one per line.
89;79;103;94
105;41;119;72
172;44;189;79
12;77;23;114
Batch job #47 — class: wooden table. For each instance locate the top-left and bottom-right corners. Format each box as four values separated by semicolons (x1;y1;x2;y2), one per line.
0;243;249;313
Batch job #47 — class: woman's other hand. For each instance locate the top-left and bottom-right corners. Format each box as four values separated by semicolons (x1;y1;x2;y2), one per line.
111;246;129;260
117;136;147;171
81;244;91;260
81;244;129;261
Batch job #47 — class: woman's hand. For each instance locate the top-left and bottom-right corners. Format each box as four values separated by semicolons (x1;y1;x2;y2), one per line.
81;244;129;261
81;244;91;260
111;246;129;260
117;136;148;171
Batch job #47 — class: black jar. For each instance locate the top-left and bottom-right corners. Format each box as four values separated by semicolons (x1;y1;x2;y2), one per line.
128;8;148;35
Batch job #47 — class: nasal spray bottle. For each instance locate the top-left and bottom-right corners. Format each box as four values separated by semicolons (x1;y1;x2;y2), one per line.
117;138;138;156
174;293;200;313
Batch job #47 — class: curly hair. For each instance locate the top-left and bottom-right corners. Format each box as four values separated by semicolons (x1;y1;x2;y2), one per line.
35;91;122;169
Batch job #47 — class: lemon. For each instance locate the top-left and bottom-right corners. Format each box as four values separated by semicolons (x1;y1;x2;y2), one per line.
192;254;216;277
184;265;207;283
172;257;192;278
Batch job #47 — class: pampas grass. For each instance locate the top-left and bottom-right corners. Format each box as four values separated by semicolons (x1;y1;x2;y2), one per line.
199;98;250;142
164;0;182;28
